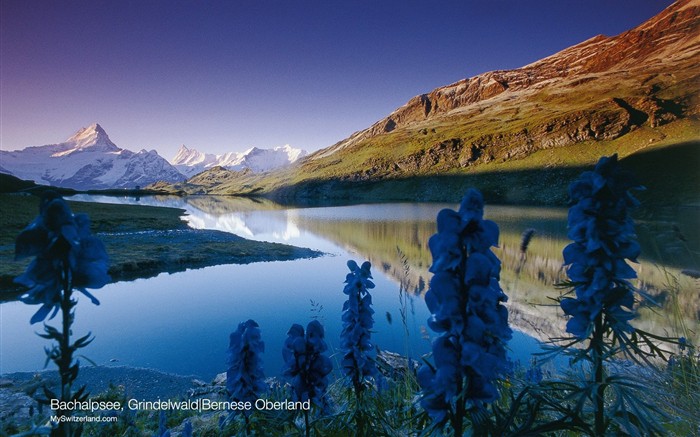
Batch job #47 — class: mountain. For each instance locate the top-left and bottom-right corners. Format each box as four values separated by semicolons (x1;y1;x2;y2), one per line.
158;0;698;205
0;124;186;190
171;145;218;171
171;144;308;177
314;0;698;161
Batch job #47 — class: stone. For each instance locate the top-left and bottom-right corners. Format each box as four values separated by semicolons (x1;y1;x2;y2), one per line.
191;379;207;387
212;372;226;386
376;350;419;380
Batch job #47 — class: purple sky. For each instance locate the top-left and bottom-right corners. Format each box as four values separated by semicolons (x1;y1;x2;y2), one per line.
1;1;673;158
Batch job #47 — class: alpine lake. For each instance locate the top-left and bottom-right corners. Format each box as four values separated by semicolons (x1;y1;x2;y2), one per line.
1;194;697;380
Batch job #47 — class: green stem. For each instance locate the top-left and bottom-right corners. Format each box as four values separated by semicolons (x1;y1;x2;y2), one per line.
304;409;310;437
353;285;365;432
356;390;365;436
58;259;75;437
593;313;605;436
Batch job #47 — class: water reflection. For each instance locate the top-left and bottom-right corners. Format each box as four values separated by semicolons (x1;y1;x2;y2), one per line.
292;203;699;345
68;194;700;345
3;194;694;378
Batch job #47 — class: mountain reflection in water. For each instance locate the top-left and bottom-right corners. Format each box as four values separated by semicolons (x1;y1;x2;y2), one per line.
0;193;673;380
70;194;699;347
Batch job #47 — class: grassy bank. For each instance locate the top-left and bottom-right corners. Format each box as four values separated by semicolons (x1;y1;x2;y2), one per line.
266;132;700;206
0;194;322;296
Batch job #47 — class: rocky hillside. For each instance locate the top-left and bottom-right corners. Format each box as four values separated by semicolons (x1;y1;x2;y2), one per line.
152;0;700;205
314;0;698;160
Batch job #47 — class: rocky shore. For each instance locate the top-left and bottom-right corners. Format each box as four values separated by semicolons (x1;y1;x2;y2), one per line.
0;350;416;433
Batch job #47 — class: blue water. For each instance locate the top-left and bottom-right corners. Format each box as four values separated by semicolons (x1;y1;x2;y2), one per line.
0;195;553;380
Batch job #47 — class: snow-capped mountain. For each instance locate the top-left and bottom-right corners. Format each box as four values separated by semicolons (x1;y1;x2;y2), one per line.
171;144;307;178
0;123;185;190
171;145;218;167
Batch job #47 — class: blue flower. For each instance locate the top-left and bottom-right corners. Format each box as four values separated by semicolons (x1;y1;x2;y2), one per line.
417;337;459;423
340;260;379;392
561;155;643;339
14;192;110;324
282;320;332;409
227;319;266;410
667;355;677;373
419;189;512;425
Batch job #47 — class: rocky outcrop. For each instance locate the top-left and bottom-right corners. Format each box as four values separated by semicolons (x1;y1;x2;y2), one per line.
405;0;699;127
340;94;677;180
376;350;420;380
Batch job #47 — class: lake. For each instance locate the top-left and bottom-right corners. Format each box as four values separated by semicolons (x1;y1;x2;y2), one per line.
1;195;697;380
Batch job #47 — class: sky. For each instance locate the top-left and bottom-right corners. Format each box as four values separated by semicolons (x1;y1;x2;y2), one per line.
1;0;674;158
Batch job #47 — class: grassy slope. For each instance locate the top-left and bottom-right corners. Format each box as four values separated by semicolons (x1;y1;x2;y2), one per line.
320;63;698;180
155;121;698;207
260;121;699;206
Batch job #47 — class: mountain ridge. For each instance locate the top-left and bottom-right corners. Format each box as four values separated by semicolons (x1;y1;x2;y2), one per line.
1;124;309;189
312;0;699;160
154;0;699;205
171;144;308;177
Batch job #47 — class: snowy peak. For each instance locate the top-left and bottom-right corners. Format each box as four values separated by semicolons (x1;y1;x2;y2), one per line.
172;144;192;163
171;144;308;177
0;123;185;189
234;144;308;172
171;144;217;167
62;123;119;153
275;144;306;162
68;123;108;143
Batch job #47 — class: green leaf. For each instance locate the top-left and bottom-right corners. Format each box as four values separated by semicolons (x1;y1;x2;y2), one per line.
69;362;80;382
43;385;58;401
72;332;94;350
76;354;98;367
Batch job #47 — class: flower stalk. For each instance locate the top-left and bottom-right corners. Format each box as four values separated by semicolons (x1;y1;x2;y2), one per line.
340;260;380;435
556;154;670;435
282;320;332;436
226;319;265;434
14;192;109;436
418;189;512;435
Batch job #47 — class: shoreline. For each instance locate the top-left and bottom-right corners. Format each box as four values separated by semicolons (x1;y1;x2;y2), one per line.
0;227;324;299
0;194;324;298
